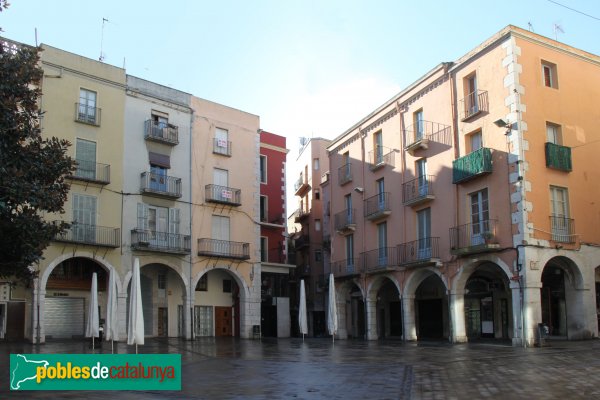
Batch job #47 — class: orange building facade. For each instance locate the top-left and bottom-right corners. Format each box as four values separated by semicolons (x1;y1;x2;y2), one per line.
326;26;600;346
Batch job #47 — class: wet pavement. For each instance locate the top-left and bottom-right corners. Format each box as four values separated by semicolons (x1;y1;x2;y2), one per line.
2;337;600;399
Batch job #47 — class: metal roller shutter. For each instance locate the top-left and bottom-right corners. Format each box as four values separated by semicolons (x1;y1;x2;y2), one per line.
45;297;85;339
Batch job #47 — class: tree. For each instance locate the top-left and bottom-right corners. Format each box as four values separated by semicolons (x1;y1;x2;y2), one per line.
0;38;75;282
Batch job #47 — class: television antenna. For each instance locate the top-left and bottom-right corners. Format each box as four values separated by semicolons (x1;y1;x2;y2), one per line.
99;18;109;62
553;23;564;41
527;22;534;32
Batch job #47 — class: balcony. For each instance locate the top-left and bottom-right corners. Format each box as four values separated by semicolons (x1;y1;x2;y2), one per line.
362;248;399;273
144;120;179;145
213;138;232;156
334;209;357;234
550;215;576;244
54;222;120;248
69;160;110;185
294;175;310;196
131;229;191;254
74;103;101;126
197;238;250;260
331;258;360;278
294;208;310;223
459;90;488;121
338;163;353;186
404;121;451;155
452;147;492;184
368;147;395;171
140;172;182;199
205;184;241;206
402;175;435;207
397;237;440;267
545;142;572;172
450;219;499;256
364;193;391;221
294;235;310;250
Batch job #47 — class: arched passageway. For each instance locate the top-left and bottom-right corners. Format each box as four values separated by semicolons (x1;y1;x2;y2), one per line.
193;269;241;337
415;274;448;340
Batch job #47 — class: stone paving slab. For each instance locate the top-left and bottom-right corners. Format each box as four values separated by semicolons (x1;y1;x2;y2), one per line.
1;338;599;399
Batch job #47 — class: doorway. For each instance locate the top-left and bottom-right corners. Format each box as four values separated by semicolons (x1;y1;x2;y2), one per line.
158;307;168;337
215;306;233;337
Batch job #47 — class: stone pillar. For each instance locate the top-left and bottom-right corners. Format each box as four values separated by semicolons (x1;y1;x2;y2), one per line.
402;295;417;341
183;294;193;339
31;278;45;344
240;272;261;339
449;291;467;343
336;298;348;339
510;282;523;346
523;283;542;346
365;298;378;340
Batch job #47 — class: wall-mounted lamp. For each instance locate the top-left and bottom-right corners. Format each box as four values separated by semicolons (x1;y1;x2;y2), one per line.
493;118;510;128
353;187;364;194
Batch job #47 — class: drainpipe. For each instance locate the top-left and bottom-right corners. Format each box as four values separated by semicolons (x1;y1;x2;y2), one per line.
189;107;194;341
358;126;369;340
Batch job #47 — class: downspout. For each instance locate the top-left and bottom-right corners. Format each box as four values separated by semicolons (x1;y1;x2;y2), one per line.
396;101;406;342
189;107;195;341
358;126;368;340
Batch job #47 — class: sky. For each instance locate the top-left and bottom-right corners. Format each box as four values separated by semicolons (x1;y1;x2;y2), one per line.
2;0;600;157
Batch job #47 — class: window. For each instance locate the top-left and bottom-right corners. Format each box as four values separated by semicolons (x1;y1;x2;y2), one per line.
345;194;353;224
542;61;558;88
158;274;166;290
546;122;562;145
469;130;482;153
260;237;268;262
314;189;320;200
196;275;208;291
377;222;387;265
260;155;267;183
315;219;321;231
376;178;385;210
213;168;230;202
464;74;479;117
417;208;432;258
137;203;180;245
75;139;97;180
215;128;230;156
346;234;354;270
414;110;424;140
313;158;320;170
470;189;490;245
315;249;322;262
416;159;428;195
260;196;268;222
77;88;98;125
222;280;232;293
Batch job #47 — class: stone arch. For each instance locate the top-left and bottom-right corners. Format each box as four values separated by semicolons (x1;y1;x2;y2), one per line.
366;274;401;303
539;255;585;290
452;256;514;294
123;259;189;294
191;265;249;299
404;267;448;297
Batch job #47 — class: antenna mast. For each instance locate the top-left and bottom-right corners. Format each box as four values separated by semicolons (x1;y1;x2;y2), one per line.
553;23;564;41
99;18;108;62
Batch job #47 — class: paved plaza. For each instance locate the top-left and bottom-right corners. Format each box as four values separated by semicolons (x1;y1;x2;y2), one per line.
2;337;600;399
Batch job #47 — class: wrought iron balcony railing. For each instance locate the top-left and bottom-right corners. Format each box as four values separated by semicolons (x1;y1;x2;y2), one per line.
362;247;399;272
459;90;488;120
205;184;241;206
331;258;360;277
550;215;576;243
213;138;232;156
452;147;492;184
54;222;120;248
397;237;439;266
402;175;435;206
131;229;191;254
334;209;357;233
368;146;395;170
545;142;572;172
197;238;250;260
140;172;182;198
364;192;391;221
404;120;451;152
144;120;179;145
294;235;310;250
75;103;101;126
450;219;499;255
294;174;310;194
338;163;353;185
294;208;310;222
69;160;110;184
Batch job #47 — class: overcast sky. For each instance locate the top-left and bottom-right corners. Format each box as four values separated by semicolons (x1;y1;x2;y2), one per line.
3;0;600;156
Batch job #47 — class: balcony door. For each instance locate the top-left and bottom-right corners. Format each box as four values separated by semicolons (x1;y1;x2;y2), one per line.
466;74;479;115
213;168;230;202
75;139;97;180
378;222;387;266
73;194;97;242
550;186;570;242
377;179;385;211
150;164;167;192
374;131;383;164
212;215;231;256
414;109;424;140
417;208;431;259
345;194;353;225
215;128;229;154
416;158;428;196
346;234;354;273
79;89;97;123
149;205;168;247
470;189;489;246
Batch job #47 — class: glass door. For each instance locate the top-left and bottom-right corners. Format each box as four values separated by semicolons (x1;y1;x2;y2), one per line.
417;208;431;259
470;189;489;246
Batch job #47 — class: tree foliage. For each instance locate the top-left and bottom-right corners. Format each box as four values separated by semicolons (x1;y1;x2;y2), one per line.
0;40;75;281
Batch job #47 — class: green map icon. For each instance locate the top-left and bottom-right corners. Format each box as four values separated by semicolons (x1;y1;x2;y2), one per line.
10;354;49;390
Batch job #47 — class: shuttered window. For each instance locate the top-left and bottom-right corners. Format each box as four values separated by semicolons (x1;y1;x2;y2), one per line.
75;139;97;179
